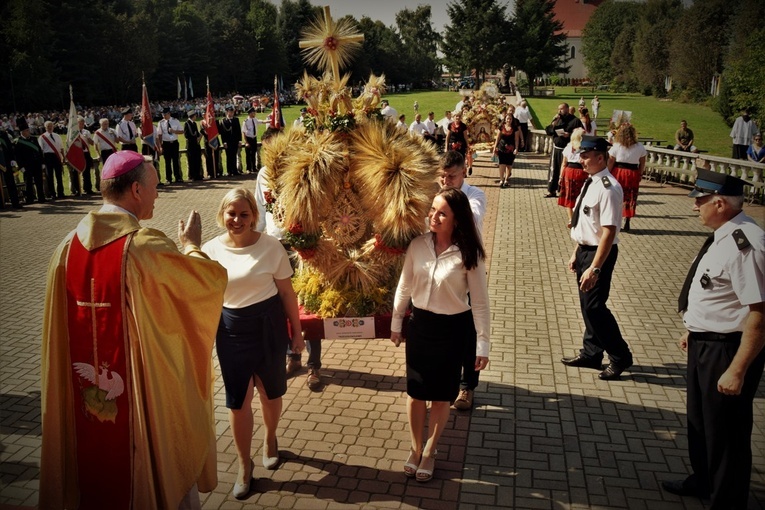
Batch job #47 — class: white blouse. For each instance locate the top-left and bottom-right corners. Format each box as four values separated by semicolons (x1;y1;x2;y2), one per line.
391;233;491;357
609;142;646;165
202;233;292;309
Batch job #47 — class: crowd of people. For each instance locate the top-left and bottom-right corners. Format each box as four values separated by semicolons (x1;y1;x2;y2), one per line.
18;88;765;508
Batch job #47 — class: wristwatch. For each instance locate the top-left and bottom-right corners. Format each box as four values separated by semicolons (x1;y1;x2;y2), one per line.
591;267;601;276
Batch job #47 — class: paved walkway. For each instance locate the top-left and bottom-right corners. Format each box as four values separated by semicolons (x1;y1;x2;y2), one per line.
0;152;763;509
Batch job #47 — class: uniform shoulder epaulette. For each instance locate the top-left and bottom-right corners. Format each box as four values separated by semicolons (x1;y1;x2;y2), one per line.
601;176;612;188
731;229;751;251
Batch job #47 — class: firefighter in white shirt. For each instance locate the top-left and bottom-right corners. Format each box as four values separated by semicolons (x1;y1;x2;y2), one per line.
115;107;138;152
157;107;183;184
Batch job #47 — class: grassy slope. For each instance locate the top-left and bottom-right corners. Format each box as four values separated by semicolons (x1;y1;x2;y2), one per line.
525;87;732;157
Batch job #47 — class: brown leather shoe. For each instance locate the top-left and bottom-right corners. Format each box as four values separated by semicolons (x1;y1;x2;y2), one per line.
286;358;302;377
453;389;473;410
307;369;322;390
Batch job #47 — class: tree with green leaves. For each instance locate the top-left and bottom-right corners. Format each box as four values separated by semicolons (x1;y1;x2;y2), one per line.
278;0;321;83
669;0;735;97
510;0;570;96
395;6;441;87
350;16;407;85
442;0;510;88
581;0;641;85
632;0;682;96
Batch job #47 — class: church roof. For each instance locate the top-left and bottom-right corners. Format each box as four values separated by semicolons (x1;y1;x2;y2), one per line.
553;0;604;38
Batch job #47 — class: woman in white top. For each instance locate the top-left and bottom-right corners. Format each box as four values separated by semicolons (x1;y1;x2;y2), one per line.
202;188;304;499
580;108;597;136
607;123;647;232
390;187;491;483
557;128;587;227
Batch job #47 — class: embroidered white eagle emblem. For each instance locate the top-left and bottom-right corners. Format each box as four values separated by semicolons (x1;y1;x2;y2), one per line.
73;362;125;400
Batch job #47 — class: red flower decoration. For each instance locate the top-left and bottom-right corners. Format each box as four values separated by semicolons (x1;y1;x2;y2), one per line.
297;247;316;260
324;36;337;51
373;234;406;255
263;190;275;204
289;223;304;235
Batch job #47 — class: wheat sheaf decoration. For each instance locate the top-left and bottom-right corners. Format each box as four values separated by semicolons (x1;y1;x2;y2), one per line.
261;5;439;317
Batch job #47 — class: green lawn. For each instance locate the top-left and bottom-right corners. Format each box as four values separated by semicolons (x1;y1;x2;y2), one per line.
64;87;734;190
525;86;733;157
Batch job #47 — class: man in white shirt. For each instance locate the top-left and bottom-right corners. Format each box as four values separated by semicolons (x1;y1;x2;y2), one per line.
75;116;97;194
293;107;308;130
514;100;534;152
242;107;266;173
39;121;65;198
437;151;487;410
396;114;407;131
409;114;427;137
423;111;437;138
157;107;183;184
730;108;760;160
663;168;765;507
93;118;118;167
115;107;138;152
561;136;633;380
380;100;398;122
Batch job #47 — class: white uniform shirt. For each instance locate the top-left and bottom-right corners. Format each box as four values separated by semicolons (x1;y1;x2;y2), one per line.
683;211;765;333
424;118;437;136
437;117;452;132
381;105;398;121
202;233;293;309
93;128;118;152
409;120;427;136
243;116;266;138
514;106;532;124
461;181;487;234
609;142;646;164
115;118;137;144
254;167;286;239
158;117;182;142
396;120;407;130
730;117;760;146
391;233;491;357
570;168;623;246
39;132;63;155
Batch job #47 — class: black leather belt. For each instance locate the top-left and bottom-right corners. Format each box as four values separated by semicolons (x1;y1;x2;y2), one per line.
578;244;597;251
566;162;583;169
689;331;742;342
615;162;639;170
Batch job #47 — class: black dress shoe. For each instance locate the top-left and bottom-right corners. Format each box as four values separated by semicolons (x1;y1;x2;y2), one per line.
598;362;632;380
561;355;602;369
661;478;709;498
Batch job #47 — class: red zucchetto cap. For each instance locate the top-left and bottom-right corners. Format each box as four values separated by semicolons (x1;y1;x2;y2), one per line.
101;151;146;179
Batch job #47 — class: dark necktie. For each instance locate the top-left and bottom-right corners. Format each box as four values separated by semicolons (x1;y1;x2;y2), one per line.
127;122;133;140
677;234;715;312
570;177;592;228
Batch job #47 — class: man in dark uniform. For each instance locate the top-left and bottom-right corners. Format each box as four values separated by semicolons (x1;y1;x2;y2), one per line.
116;107;138;152
242;106;263;174
561;136;633;380
663;169;765;509
0;127;22;209
184;111;203;181
13;117;46;204
219;106;242;176
201;119;221;180
544;103;582;198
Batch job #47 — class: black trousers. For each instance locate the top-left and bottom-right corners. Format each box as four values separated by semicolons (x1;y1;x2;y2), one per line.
122;143;138;152
459;309;479;390
547;146;565;194
162;140;181;182
519;122;529;150
187;143;202;180
81;154;97;193
24;164;45;203
43;153;64;198
289;339;322;369
687;332;765;509
224;144;239;175
204;146;220;178
244;136;258;172
2;169;21;207
575;244;631;365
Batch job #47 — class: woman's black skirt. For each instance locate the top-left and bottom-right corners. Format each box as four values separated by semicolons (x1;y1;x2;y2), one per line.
405;306;473;402
216;294;288;409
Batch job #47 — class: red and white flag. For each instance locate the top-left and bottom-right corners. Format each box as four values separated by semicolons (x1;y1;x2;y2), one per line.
205;77;219;148
270;75;285;130
141;80;156;150
65;85;86;173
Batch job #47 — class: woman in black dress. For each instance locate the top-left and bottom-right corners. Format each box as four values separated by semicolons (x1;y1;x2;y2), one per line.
445;112;470;158
493;110;521;188
390;187;491;483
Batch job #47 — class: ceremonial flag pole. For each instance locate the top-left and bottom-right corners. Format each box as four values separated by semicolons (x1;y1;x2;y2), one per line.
177;77;182;99
205;77;220;178
270;75;285;130
188;77;194;98
65;85;86;195
141;75;156;155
